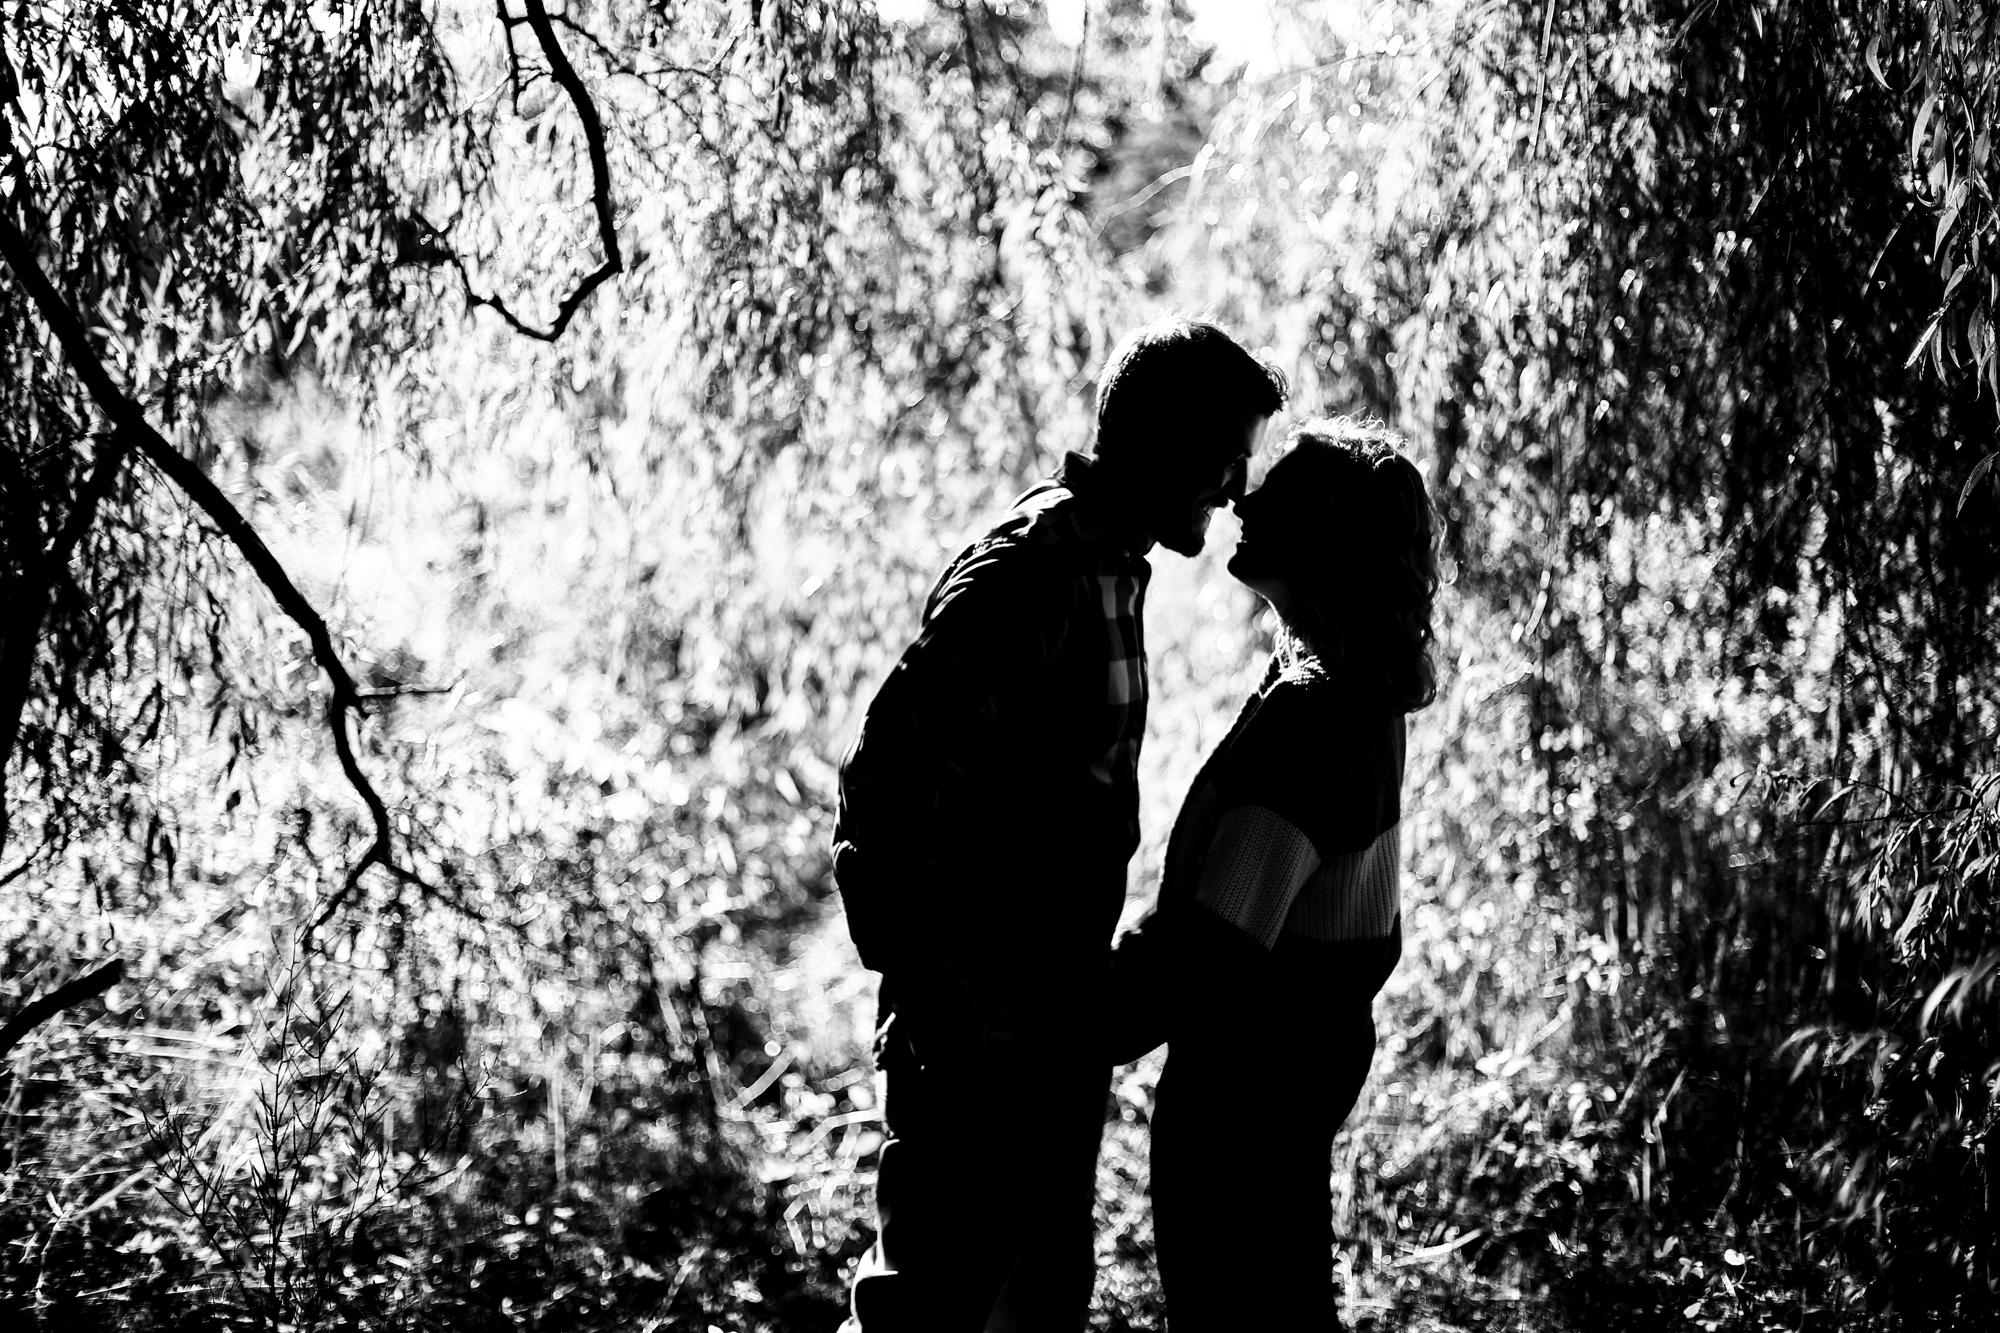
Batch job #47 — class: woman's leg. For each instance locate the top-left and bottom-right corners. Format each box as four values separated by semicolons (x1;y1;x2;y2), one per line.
1151;1004;1376;1331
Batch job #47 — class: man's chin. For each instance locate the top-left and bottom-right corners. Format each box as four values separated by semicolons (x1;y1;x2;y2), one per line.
1154;515;1213;558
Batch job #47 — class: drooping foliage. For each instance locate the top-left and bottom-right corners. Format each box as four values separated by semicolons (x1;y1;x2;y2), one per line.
5;0;1999;1328
0;2;1181;1326
0;0;448;882
1167;0;1997;1323
1408;5;2000;1321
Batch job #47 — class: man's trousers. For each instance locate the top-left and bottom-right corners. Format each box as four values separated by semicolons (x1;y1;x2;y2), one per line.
843;1019;1112;1333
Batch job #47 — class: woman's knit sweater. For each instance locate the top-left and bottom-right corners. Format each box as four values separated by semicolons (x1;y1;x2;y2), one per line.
1160;655;1406;946
1105;654;1407;1061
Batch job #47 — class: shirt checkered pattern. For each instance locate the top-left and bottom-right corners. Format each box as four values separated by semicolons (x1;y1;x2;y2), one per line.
831;453;1152;977
1091;572;1148;789
923;458;1152;848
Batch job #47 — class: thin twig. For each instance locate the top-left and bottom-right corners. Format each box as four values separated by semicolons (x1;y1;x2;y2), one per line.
1093;164;1196;233
1530;0;1557;157
1055;6;1088;150
47;432;130;566
539;9;736;88
495;0;531;117
447;0;623;341
354;679;461;701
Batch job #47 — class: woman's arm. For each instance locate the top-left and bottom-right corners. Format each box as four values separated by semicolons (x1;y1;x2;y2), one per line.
1103;804;1330;1062
1192;805;1323;949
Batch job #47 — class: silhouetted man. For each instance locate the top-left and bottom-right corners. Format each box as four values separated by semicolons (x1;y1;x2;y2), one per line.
832;318;1286;1332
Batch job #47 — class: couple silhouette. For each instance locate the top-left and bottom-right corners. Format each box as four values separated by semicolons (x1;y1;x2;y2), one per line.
832;317;1440;1332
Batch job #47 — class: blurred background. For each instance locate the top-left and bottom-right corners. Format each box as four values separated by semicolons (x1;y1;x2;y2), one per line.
2;1;1997;1328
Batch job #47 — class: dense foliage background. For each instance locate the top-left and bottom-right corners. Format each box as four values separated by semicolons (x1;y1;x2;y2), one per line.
3;0;1996;1328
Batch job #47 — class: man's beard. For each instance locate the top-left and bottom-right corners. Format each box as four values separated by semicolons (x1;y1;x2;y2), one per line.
1152;507;1214;557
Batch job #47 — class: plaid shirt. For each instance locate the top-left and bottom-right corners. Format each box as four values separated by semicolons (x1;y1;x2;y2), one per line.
833;454;1152;1012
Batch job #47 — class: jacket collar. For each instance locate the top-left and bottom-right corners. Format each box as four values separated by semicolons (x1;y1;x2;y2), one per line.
1054;452;1154;558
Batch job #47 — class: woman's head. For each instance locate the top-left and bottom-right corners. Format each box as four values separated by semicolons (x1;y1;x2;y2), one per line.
1228;418;1440;711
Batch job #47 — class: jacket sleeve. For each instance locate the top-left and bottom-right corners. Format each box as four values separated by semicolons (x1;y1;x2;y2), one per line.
832;546;1070;972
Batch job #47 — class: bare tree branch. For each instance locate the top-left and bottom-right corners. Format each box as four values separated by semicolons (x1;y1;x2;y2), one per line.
0;427;129;846
48;431;130;566
448;0;623;342
1056;5;1089;151
494;0;536;116
0;452;46;821
0;958;123;1064
535;9;738;89
0;209;428;930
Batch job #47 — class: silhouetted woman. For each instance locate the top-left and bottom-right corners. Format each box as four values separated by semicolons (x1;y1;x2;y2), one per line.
1109;419;1440;1330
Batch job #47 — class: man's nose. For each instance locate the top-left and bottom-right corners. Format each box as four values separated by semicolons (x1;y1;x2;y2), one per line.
1222;459;1250;503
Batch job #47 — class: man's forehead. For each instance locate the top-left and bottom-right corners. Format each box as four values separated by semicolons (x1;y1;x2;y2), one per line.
1237;414;1275;461
1227;412;1270;450
1188;411;1271;470
1244;418;1290;485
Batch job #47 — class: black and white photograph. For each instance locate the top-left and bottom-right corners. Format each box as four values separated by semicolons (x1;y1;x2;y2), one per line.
2;1;1996;1329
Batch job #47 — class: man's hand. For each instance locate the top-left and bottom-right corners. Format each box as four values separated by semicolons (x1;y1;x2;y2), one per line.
890;950;1022;1066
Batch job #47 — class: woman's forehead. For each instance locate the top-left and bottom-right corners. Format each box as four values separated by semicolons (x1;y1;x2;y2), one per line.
1248;439;1321;490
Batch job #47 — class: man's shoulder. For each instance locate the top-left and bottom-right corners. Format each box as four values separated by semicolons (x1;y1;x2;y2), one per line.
988;476;1094;554
926;482;1094;609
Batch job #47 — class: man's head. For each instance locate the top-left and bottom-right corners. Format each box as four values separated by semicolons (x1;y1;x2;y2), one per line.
1092;317;1287;556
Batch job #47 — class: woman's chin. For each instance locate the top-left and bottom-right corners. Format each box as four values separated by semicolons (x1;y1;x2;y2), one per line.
1233;572;1288;607
1228;554;1274;593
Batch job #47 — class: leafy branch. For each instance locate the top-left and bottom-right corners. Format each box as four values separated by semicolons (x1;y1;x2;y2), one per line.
0;211;429;931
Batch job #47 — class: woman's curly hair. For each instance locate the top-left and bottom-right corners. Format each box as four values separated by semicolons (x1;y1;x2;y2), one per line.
1267;418;1440;712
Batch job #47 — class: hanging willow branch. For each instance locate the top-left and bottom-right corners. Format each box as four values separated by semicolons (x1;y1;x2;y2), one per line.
0;210;430;931
447;0;624;341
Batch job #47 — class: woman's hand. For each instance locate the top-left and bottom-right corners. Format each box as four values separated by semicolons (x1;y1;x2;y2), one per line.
1103;907;1175;1064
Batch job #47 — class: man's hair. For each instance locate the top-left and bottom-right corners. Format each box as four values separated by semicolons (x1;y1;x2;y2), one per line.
1093;317;1287;464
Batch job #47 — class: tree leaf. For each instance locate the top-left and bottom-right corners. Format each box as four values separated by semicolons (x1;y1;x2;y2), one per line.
1913;91;1938;165
1960;450;1998;516
1934;179;1966;261
1896;883;1938;946
1921;968;1967;1030
1906;308;1945;369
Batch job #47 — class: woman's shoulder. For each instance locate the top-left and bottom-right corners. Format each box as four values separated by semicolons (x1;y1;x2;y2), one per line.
1223;671;1404;850
1247;667;1397;741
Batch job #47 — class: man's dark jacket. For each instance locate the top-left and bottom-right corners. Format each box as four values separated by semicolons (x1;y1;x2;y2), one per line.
831;454;1152;1046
